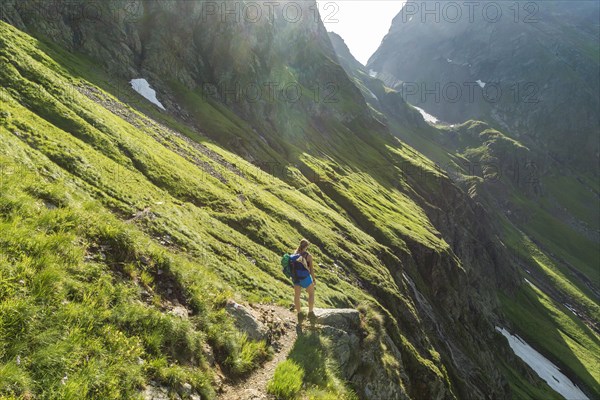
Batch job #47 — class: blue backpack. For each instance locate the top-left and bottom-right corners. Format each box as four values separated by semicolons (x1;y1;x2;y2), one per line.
281;252;310;281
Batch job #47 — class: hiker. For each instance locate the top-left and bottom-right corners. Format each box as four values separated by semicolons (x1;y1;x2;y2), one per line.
292;238;316;323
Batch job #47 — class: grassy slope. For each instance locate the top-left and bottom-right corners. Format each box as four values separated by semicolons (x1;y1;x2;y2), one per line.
382;116;600;396
0;21;454;399
331;16;599;395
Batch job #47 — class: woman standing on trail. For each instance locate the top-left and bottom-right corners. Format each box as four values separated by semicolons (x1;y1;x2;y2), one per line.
293;238;316;323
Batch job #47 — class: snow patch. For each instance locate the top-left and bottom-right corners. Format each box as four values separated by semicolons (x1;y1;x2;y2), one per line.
413;106;439;124
447;58;453;63
476;79;486;88
365;88;378;100
563;303;580;317
130;78;166;110
368;69;377;78
496;327;589;400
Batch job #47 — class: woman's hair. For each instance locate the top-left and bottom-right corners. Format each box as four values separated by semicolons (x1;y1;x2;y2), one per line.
295;238;310;254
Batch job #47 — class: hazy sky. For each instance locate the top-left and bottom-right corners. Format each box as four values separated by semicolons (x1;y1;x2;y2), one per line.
316;1;406;65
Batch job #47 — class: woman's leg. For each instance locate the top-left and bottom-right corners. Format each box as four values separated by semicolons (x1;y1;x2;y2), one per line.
294;285;302;314
307;283;315;314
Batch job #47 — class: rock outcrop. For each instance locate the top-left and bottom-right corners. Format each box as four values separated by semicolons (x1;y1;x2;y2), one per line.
225;300;269;342
313;308;412;400
314;308;362;378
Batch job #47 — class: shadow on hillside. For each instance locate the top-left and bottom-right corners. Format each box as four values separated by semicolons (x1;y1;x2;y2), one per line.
287;332;329;387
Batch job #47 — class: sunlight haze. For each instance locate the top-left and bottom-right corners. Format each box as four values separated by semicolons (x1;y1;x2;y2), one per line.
316;0;406;65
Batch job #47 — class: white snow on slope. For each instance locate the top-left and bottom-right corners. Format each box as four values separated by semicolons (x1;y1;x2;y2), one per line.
365;88;378;100
413;106;439;124
496;327;589;400
524;278;536;288
130;78;166;110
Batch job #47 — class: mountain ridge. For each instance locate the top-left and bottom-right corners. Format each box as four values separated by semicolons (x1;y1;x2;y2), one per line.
367;0;600;172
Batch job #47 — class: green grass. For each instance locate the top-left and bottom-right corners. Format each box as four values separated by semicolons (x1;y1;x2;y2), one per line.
500;219;599;323
268;333;358;400
0;162;215;399
495;196;600;397
508;193;599;304
542;174;599;230
500;283;600;394
385;109;600;398
526;207;598;281
267;360;305;399
498;359;563;400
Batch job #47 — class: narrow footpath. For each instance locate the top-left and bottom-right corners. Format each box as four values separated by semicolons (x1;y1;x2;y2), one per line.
218;305;298;400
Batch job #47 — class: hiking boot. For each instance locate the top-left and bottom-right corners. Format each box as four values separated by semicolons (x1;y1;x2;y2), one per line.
308;311;316;324
297;312;305;324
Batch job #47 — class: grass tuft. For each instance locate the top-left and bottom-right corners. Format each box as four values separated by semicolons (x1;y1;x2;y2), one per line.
267;360;304;399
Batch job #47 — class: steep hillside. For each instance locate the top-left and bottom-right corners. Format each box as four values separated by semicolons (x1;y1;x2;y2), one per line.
330;17;600;400
327;32;425;130
0;1;598;399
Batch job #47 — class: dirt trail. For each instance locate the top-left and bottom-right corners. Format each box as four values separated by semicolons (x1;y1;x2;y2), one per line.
218;304;298;400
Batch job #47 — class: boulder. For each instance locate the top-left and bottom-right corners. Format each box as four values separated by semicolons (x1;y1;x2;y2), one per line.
319;325;361;378
225;300;268;341
313;308;361;331
169;304;189;319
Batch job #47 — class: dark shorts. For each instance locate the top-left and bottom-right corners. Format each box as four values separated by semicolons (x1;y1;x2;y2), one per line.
294;275;313;289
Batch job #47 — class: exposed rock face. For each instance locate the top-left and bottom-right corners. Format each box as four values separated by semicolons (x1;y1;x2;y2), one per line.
142;381;202;400
142;384;172;400
328;31;427;131
320;324;361;377
225;300;269;342
313;308;410;400
168;304;189;319
314;308;362;379
314;308;361;331
1;0;376;160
